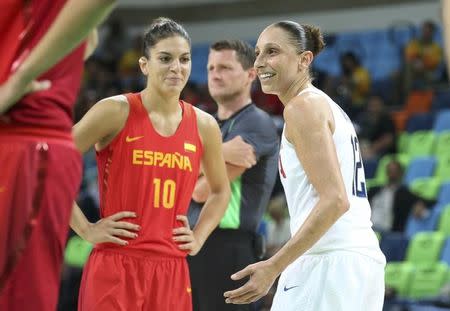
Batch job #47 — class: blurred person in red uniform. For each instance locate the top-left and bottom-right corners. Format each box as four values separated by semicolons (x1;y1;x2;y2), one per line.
0;1;116;310
70;17;230;311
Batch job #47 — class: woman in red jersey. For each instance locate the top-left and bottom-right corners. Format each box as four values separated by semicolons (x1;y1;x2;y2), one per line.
70;17;230;311
0;1;116;311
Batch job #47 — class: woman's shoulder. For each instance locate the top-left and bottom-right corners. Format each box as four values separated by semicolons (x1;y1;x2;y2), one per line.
192;106;217;129
285;89;329;119
96;94;130;117
85;94;131;132
283;88;336;135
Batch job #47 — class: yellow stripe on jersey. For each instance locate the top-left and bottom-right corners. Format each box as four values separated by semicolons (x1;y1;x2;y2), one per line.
184;143;196;153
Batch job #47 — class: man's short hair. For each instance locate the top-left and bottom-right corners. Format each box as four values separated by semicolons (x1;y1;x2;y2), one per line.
210;40;255;70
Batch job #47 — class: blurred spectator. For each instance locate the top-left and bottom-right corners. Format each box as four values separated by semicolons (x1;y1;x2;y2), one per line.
84;59;122;95
368;160;435;232
74;88;99;123
312;67;336;98
118;35;144;92
252;80;284;115
404;20;443;92
97;19;128;71
337;52;371;118
180;81;200;106
185;83;217;114
118;35;141;76
358;95;396;160
266;195;290;257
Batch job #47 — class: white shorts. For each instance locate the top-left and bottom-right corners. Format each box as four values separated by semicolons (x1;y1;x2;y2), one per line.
270;250;385;311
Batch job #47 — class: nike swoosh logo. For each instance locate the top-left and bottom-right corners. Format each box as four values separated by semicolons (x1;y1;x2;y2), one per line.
126;136;144;143
283;285;299;292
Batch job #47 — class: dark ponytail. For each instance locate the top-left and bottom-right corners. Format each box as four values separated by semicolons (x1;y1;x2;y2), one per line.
301;24;325;56
272;21;325;57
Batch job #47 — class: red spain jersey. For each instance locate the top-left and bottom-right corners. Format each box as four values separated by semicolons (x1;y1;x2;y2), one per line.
0;0;25;84
0;0;86;132
96;93;203;258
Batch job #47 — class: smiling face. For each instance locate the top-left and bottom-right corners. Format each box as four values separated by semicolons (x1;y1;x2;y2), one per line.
139;35;191;96
254;26;301;96
255;26;312;97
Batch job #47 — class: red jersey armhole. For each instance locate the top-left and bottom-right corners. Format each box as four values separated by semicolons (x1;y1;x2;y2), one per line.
182;101;204;157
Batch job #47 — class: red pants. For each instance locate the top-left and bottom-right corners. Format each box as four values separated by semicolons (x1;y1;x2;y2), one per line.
0;126;82;311
79;249;193;311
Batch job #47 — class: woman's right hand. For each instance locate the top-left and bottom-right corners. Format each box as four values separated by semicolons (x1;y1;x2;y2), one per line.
82;211;140;245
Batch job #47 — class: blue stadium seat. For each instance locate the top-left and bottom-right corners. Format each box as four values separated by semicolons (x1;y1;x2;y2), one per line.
363;30;400;79
335;33;364;59
409;304;450;311
388;23;416;48
404;157;436;185
434;109;450;133
431;89;450;112
380;232;409;262
405;207;441;239
190;43;211;84
314;45;340;76
372;78;394;103
406;113;435;133
440;238;450;266
364;158;378;180
370;59;399;81
438;182;450;205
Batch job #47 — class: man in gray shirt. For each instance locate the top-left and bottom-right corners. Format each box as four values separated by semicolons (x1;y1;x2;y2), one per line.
188;40;279;311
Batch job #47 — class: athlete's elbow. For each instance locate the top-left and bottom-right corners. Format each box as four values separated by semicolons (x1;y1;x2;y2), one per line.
211;184;230;218
324;192;349;215
192;190;207;203
208;182;231;208
192;178;211;203
335;194;350;214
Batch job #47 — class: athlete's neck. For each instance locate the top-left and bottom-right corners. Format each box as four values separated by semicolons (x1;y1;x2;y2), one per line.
279;75;312;106
141;88;181;115
216;93;252;120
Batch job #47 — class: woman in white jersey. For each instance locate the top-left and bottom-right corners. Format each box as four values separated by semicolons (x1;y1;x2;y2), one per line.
224;21;386;311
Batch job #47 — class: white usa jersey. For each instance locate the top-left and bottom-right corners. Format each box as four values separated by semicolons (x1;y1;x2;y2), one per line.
279;86;385;263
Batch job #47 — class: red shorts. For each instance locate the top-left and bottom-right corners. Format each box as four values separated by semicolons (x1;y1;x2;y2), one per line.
0;126;82;311
79;249;192;311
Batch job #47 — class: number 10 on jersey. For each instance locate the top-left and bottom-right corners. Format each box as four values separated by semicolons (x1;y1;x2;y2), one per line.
351;136;367;198
153;178;176;208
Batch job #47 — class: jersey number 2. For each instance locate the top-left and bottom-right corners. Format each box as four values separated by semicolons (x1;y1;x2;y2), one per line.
153;178;176;209
351;136;367;198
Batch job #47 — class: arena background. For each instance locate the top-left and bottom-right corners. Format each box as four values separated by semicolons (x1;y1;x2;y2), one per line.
60;1;450;310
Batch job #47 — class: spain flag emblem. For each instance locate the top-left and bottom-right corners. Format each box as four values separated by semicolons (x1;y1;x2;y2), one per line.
184;142;196;153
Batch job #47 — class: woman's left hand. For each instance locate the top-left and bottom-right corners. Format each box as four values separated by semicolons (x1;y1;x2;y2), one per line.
223;260;279;304
173;215;201;255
